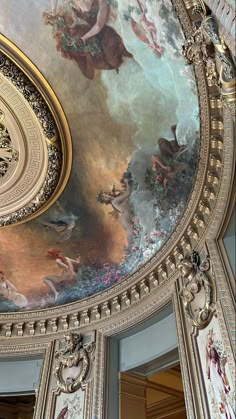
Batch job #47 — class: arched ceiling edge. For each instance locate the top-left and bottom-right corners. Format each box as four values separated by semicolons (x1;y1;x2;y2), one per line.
0;0;235;338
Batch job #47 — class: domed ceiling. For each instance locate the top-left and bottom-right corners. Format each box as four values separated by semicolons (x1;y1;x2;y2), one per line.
0;0;200;312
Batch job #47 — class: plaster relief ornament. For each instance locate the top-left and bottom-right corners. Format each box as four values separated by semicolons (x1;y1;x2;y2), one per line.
0;111;18;178
182;1;236;103
54;333;96;393
178;251;215;328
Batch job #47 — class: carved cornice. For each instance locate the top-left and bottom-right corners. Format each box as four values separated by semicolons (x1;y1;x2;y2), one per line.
0;1;234;341
0;35;72;226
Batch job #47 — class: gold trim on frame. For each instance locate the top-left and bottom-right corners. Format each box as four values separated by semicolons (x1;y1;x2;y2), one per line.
0;34;72;224
0;2;234;419
0;5;234;407
0;0;234;340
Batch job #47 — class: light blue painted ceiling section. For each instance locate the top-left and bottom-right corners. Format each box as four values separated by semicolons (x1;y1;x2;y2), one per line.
119;313;177;371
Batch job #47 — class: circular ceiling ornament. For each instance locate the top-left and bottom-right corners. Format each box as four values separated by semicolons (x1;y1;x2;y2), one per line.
0;110;19;179
0;36;72;226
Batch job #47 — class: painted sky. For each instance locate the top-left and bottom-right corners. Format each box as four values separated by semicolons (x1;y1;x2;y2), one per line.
0;0;199;310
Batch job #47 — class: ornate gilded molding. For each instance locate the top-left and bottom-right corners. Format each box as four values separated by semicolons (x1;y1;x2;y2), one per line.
183;3;236;104
0;4;234;419
0;1;234;343
178;251;215;328
0;35;72;226
204;0;236;54
54;333;95;393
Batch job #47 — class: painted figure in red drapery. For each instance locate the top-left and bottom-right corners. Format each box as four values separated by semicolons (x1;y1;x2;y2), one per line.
44;0;131;80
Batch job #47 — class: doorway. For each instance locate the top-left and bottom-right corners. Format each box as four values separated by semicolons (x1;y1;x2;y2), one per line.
119;364;187;419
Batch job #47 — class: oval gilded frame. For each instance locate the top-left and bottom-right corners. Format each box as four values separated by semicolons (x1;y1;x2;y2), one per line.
0;34;72;224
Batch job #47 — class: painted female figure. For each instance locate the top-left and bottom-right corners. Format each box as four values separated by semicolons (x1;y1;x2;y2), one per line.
43;249;81;301
44;0;131;79
97;179;134;248
206;329;236;418
0;271;28;308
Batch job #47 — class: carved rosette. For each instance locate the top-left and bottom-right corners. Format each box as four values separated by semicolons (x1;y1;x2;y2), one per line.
54;333;96;393
0;41;72;226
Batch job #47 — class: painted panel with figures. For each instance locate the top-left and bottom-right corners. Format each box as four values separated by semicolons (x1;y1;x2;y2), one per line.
197;315;236;419
0;0;199;311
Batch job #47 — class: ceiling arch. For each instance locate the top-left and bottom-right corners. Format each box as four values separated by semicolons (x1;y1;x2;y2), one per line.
0;0;234;323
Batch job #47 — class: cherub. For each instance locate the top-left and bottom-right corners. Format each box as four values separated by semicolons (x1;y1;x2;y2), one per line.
0;271;28;308
97;179;133;247
42;249;81;301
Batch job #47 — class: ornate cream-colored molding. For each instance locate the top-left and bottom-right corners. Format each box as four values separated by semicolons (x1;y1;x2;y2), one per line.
0;110;19;178
182;4;236;103
0;4;234;419
54;333;96;393
0;35;72;226
0;341;54;419
203;0;236;54
0;1;234;354
172;285;198;419
178;251;215;328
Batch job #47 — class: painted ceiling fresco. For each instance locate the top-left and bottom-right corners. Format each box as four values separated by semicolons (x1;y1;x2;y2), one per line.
0;0;199;312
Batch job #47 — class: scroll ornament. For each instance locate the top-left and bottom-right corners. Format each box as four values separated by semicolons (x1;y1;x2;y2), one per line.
178;251;215;328
54;333;95;393
182;1;236;103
